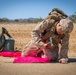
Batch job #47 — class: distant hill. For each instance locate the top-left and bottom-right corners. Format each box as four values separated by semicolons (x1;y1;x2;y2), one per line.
0;17;43;23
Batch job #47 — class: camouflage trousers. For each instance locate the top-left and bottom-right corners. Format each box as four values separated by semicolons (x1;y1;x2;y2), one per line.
21;40;59;60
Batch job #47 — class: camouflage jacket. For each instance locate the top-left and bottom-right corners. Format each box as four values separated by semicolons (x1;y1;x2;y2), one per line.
31;18;69;59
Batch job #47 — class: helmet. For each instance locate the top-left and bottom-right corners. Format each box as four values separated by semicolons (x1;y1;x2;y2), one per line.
60;19;74;33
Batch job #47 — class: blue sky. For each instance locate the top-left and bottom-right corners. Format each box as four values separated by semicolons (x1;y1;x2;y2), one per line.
0;0;76;19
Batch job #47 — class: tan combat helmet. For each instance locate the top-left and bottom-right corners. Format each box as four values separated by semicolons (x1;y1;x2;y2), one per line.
59;19;74;33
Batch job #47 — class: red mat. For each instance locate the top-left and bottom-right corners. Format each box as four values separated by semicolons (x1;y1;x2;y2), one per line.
0;51;51;63
0;52;21;57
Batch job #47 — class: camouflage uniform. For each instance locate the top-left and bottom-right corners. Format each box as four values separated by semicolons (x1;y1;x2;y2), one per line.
22;8;74;62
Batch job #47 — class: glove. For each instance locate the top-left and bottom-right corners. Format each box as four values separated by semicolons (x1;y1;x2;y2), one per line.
59;58;68;64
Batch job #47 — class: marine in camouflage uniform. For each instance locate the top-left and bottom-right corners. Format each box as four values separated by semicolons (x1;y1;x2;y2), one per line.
22;8;74;63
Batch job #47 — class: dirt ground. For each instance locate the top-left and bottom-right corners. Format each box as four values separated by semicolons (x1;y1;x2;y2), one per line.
0;59;76;75
0;23;37;51
0;23;76;56
0;23;76;75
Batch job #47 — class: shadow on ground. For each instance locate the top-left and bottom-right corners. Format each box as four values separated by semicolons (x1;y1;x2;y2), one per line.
68;58;76;63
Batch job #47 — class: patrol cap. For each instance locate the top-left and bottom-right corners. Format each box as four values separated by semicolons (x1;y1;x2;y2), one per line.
59;19;74;33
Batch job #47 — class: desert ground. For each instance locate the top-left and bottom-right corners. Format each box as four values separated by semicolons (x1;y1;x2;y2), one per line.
0;23;76;56
0;23;76;75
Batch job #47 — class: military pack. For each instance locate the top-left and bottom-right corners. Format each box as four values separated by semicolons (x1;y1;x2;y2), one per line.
0;27;15;51
41;8;68;43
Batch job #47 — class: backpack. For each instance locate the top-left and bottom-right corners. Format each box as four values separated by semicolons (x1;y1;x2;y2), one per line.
0;27;15;51
46;8;68;21
43;8;68;34
0;33;5;51
41;8;68;41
